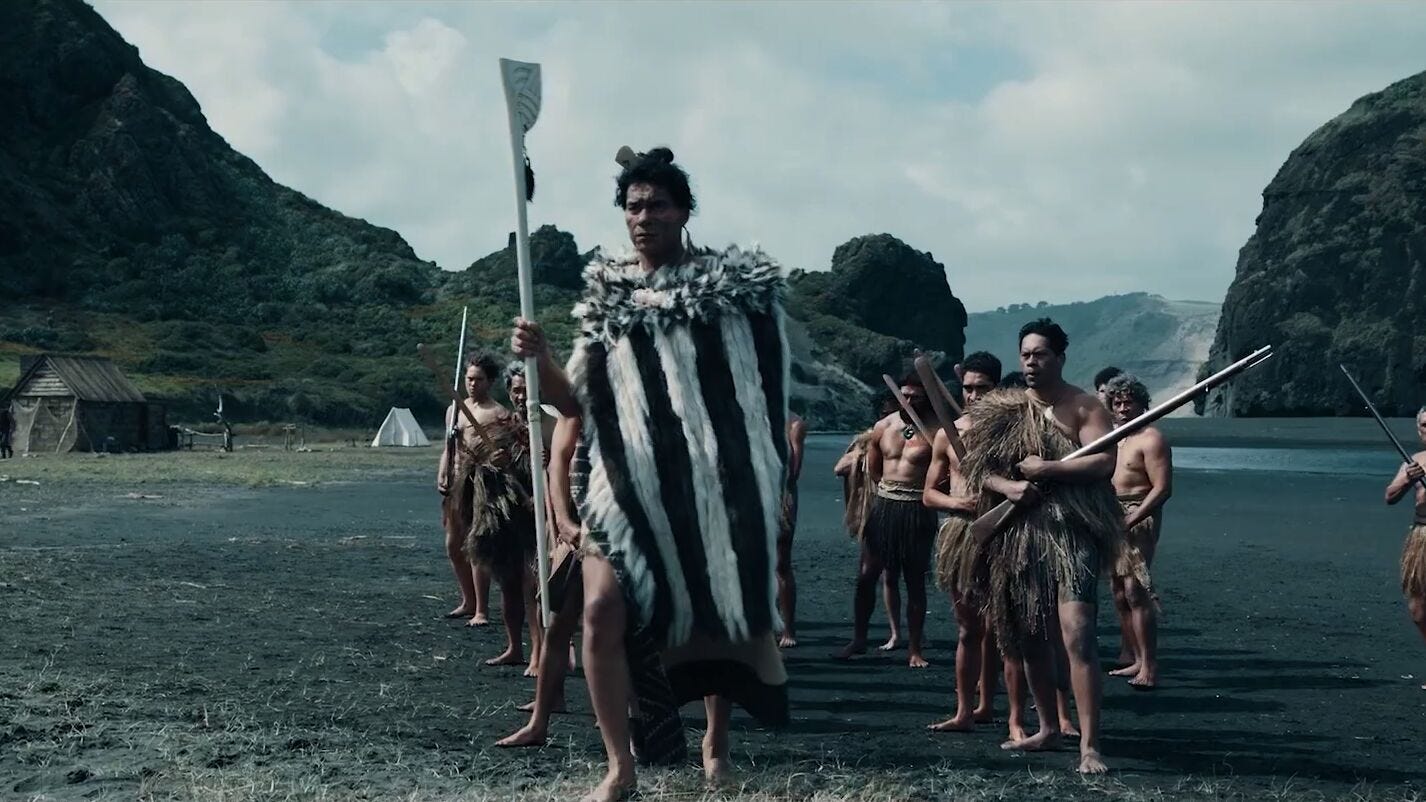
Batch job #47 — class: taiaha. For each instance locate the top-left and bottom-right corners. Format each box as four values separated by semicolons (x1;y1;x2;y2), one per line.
882;373;933;444
1341;365;1426;491
913;355;967;459
499;57;552;627
970;344;1275;543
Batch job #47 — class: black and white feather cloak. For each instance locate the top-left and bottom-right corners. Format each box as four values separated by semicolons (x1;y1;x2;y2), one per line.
567;244;790;650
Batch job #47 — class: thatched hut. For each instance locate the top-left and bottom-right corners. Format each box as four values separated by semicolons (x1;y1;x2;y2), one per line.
7;355;167;453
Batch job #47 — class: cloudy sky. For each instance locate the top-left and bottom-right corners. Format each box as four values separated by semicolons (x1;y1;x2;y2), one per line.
93;1;1425;312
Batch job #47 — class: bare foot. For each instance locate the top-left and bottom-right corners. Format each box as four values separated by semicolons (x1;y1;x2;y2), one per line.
1001;729;1062;752
495;722;547;748
878;633;902;652
928;713;975;732
1078;749;1109;774
1060;719;1081;739
1129;671;1157;691
1007;719;1029;744
973;706;994;724
467;613;489;627
778;633;798;648
908;651;930;669
832;640;867;661
485;648;523;667
580;766;636;802
445;605;475;619
703;755;733;786
1108;662;1140;677
524;663;539;678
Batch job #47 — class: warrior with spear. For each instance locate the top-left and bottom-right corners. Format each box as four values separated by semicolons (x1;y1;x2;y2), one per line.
961;322;1270;772
511;142;792;799
1343;368;1426;677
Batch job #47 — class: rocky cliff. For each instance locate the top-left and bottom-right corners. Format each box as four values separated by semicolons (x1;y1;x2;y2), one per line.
1202;71;1426;416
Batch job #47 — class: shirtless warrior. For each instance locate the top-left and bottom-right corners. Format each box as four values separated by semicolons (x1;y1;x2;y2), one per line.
924;352;1011;731
1104;374;1171;689
961;319;1118;774
835;375;939;668
1385;407;1426;683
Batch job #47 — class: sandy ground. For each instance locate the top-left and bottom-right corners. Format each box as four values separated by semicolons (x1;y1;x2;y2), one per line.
2;437;1426;800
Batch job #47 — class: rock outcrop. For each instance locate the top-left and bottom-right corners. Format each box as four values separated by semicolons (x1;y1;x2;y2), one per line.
1202;71;1426;416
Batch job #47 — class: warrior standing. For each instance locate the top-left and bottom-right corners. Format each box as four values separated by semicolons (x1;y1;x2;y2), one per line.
1104;373;1171;689
437;353;543;668
925;351;1010;732
512;147;791;801
959;319;1120;774
1384;407;1426;682
834;375;939;668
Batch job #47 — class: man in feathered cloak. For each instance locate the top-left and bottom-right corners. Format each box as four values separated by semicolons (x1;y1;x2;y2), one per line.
512;146;789;802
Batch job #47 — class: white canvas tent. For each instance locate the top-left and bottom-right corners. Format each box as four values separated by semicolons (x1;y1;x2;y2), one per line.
371;407;430;447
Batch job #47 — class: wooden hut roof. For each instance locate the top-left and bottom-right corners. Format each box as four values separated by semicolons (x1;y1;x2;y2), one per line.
13;355;147;403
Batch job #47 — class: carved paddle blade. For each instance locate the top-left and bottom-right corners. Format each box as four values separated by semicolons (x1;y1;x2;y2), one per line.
499;58;541;134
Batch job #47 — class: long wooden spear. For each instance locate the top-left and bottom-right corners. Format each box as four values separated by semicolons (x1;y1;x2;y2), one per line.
500;57;552;627
970;344;1274;544
1340;365;1426;491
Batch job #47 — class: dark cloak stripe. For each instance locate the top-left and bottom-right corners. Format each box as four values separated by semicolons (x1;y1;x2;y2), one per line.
626;327;725;641
690;318;772;637
746;310;788;469
582;340;673;641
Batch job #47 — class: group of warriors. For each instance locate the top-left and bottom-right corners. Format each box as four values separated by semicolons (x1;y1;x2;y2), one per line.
822;338;1170;773
431;146;1426;800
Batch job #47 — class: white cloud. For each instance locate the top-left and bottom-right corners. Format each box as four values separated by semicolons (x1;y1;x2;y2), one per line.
92;0;1426;311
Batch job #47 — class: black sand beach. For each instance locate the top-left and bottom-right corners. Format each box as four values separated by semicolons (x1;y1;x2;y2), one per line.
2;430;1425;800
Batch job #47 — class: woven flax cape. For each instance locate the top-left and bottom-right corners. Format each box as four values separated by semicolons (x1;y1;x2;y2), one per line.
959;389;1123;657
567;244;790;651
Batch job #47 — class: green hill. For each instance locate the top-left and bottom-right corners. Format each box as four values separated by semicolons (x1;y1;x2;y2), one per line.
0;0;974;433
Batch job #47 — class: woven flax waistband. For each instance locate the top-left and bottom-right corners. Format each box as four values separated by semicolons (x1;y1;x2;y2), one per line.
876;479;923;503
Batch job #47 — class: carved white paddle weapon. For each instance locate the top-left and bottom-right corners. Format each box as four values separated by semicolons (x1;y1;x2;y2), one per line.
500;57;552;627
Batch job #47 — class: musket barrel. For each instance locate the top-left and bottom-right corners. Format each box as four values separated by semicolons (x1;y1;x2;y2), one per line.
1068;345;1272;460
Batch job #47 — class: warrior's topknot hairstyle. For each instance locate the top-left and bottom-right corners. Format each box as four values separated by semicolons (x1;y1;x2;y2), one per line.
615;147;696;213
